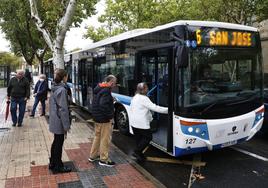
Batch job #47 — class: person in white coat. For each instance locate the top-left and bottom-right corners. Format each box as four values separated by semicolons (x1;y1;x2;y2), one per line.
130;82;168;161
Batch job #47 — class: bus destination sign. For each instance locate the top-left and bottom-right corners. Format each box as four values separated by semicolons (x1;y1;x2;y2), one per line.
195;29;256;47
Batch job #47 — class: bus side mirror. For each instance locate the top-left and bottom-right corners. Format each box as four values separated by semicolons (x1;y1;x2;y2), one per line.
177;46;189;68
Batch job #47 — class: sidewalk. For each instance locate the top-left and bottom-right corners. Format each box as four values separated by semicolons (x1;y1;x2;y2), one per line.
0;88;159;188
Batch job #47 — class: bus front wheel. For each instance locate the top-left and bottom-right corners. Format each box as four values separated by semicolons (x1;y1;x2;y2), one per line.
115;106;129;135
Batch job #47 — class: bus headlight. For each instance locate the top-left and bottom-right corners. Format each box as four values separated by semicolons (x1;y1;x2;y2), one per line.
195;128;201;134
188;127;193;133
180;120;210;140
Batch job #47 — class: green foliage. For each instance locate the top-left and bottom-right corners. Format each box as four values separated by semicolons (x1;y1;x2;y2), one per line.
85;0;268;42
0;0;47;65
0;52;22;69
218;0;258;24
84;25;123;42
0;0;99;67
37;0;98;39
100;0;160;30
256;0;268;21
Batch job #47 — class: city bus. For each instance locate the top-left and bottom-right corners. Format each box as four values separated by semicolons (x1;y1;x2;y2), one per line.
47;20;264;156
44;53;73;92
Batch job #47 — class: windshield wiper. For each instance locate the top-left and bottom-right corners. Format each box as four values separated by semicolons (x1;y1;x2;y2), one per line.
199;94;259;115
199;97;236;115
236;91;256;98
230;93;258;105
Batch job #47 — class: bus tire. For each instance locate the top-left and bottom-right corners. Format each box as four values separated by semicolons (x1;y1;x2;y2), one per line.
115;106;129;135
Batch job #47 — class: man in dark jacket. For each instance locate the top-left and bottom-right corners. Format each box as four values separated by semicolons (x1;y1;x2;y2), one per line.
30;74;48;117
7;70;30;127
88;75;117;167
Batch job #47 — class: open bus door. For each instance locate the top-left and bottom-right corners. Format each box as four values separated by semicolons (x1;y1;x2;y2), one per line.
77;59;94;111
137;47;173;151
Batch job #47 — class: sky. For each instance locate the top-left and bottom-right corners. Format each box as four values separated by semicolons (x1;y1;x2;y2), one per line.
0;30;10;52
0;0;105;53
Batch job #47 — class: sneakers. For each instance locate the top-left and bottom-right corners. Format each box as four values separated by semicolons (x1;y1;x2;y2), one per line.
99;160;115;167
89;156;115;167
88;156;100;162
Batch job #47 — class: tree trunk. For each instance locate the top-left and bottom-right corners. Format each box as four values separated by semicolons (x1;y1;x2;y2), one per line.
53;45;65;69
40;59;44;74
29;0;77;69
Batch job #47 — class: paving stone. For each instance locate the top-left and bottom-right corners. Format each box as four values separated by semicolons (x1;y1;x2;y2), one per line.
109;147;129;164
0;88;156;188
58;180;83;188
78;171;107;188
94;164;118;177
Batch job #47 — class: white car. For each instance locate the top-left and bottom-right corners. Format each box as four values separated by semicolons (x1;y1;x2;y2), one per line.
10;72;16;78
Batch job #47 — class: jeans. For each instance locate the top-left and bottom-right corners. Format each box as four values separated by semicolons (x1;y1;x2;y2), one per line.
31;97;46;116
10;97;26;125
132;127;152;155
50;134;65;168
90;121;113;162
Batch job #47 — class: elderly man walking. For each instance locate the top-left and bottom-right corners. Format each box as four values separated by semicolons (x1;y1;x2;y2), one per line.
30;74;48;117
7;70;30;127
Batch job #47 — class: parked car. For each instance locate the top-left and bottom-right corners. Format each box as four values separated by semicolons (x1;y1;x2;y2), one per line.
10;72;16;78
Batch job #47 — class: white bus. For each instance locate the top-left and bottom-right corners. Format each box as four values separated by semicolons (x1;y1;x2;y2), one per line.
47;20;265;156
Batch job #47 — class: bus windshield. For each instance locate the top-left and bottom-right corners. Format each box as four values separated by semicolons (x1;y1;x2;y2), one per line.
177;47;262;118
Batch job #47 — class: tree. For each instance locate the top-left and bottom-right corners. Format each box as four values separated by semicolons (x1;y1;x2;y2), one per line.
0;52;23;70
0;0;47;67
29;0;98;69
256;0;268;21
84;25;123;42
85;0;266;42
85;0;160;41
219;0;258;25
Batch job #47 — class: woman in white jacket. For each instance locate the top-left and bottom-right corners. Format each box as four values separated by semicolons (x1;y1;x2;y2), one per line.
130;82;168;161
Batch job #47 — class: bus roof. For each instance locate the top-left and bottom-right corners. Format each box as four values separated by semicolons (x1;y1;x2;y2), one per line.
81;20;258;51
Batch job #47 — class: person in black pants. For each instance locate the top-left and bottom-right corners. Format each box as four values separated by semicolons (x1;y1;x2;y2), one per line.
129;83;168;162
49;69;71;173
30;74;48;117
131;127;153;160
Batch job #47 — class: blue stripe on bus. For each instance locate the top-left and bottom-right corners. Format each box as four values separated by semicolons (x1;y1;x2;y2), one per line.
112;93;132;105
174;137;247;156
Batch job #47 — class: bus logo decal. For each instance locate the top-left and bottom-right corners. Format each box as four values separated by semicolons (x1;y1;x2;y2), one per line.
228;126;238;136
232;126;237;132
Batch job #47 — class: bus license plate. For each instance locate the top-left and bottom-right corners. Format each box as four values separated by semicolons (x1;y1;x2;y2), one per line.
221;140;237;148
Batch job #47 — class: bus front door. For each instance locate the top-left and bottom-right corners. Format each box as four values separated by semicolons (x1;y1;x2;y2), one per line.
137;48;171;150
